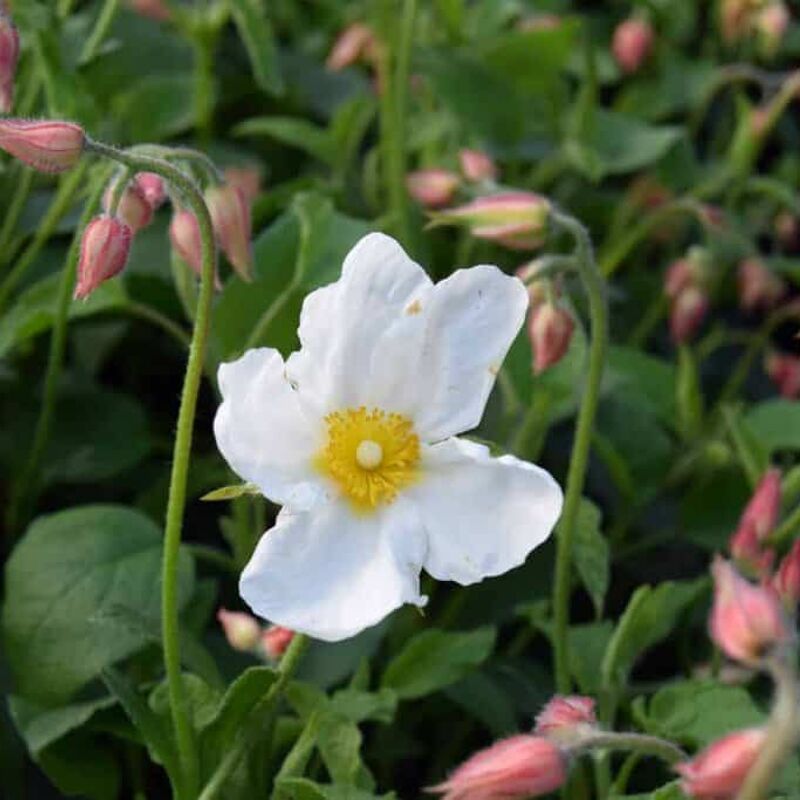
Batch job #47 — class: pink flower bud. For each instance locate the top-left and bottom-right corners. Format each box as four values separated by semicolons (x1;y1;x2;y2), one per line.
757;1;790;56
729;520;774;577
670;286;709;344
103;181;153;233
429;735;567;800
772;540;800;609
774;211;800;250
0;12;19;113
676;728;767;799
0;119;85;173
134;172;166;209
261;625;295;660
664;258;694;300
720;0;752;44
217;608;261;652
529;303;575;375
709;556;789;665
737;258;785;313
406;169;460;208
432;192;550;250
224;165;262;203
738;468;782;543
126;0;173;22
326;23;379;71
765;351;800;399
534;696;597;744
698;204;726;230
515;262;551;309
73;215;132;300
169;209;203;275
612;17;655;74
205;183;253;281
458;149;497;182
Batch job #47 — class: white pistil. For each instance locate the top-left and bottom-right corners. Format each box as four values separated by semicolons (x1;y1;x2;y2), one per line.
356;439;383;470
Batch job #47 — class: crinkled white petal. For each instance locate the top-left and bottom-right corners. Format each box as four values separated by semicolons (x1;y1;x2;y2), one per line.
408;438;563;585
285;232;528;440
239;498;428;641
214;348;326;509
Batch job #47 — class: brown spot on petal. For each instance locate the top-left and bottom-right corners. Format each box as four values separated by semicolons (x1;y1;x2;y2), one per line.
405;299;422;315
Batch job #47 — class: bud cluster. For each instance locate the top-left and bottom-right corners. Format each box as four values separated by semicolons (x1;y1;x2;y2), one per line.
217;608;295;661
664;247;713;344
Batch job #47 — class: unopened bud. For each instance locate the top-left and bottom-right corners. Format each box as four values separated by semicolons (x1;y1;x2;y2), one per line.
205;183;253;281
529;303;574;375
224;165;262;203
126;0;173;21
773;540;800;609
756;1;790;57
0;12;19;113
74;215;132;300
774;211;800;250
710;556;789;665
0;119;85;173
406;169;460;208
458;149;497;182
720;0;752;44
428;735;567;800
326;23;379;71
134;172;166;209
676;728;767;799
729;521;774;577
670;286;709;344
534;696;597;745
170;209;203;275
612;17;655;74
103;181;153;233
737;258;785;312
431;192;550;251
217;608;261;652
765;351;800;399
738;468;782;543
261;625;295;660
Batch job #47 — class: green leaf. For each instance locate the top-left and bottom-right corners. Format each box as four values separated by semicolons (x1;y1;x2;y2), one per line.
604;346;676;424
329;688;398;725
276;778;394;800
229;0;284;95
0;272;127;358
610;782;688;800
381;627;495;700
2;505;194;703
200;483;260;501
745;399;800;454
37;732;120;800
234;116;334;165
316;714;362;785
601;580;706;687
572;499;609;617
111;74;195;141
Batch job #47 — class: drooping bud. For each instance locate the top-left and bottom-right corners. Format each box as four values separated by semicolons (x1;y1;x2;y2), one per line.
133;172;166;209
205;183;253;281
676;728;767;799
326;23;379;71
612;17;655;74
774;211;800;250
529;303;575;374
458;149;497;182
756;1;790;57
431;192;550;250
720;0;753;44
738;468;782;543
534;696;597;745
428;735;567;800
709;556;789;665
698;204;726;230
224;165;262;203
664;258;694;300
0;12;19;113
261;625;295;660
729;520;774;577
0;119;85;173
670;286;709;344
737;258;786;312
169;209;204;277
126;0;173;22
772;540;800;609
765;351;800;399
516;261;552;309
73;215;132;300
406;169;460;208
217;608;261;652
103;180;153;233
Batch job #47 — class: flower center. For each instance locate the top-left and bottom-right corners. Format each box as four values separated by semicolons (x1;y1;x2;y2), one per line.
315;407;420;512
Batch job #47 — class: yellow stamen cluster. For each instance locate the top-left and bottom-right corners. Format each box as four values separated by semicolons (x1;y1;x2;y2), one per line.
316;406;420;512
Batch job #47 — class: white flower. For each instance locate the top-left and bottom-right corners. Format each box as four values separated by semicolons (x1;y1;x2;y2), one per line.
214;233;563;641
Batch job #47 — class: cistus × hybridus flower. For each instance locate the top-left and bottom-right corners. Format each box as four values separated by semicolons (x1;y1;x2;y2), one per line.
428;735;567;799
406;169;461;209
773;540;800;609
528;303;575;374
103;180;153;233
217;608;261;652
134;172;166;209
534;696;597;745
214;234;563;641
675;728;767;799
0;11;19;113
459;149;497;183
261;625;295;660
205;183;253;281
0;119;85;173
709;556;789;665
612;17;655;74
765;351;800;399
737;258;785;312
431;192;550;251
73;216;132;300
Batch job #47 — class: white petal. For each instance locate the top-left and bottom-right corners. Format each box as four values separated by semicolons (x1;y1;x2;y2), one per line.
409;438;563;585
285;232;432;417
214;348;326;509
239;499;427;641
409;265;529;441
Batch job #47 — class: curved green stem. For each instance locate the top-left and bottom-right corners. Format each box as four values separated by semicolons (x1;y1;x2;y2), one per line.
79;0;121;65
576;732;686;764
0;168;34;266
86;138;217;800
124;301;192;349
550;210;608;694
